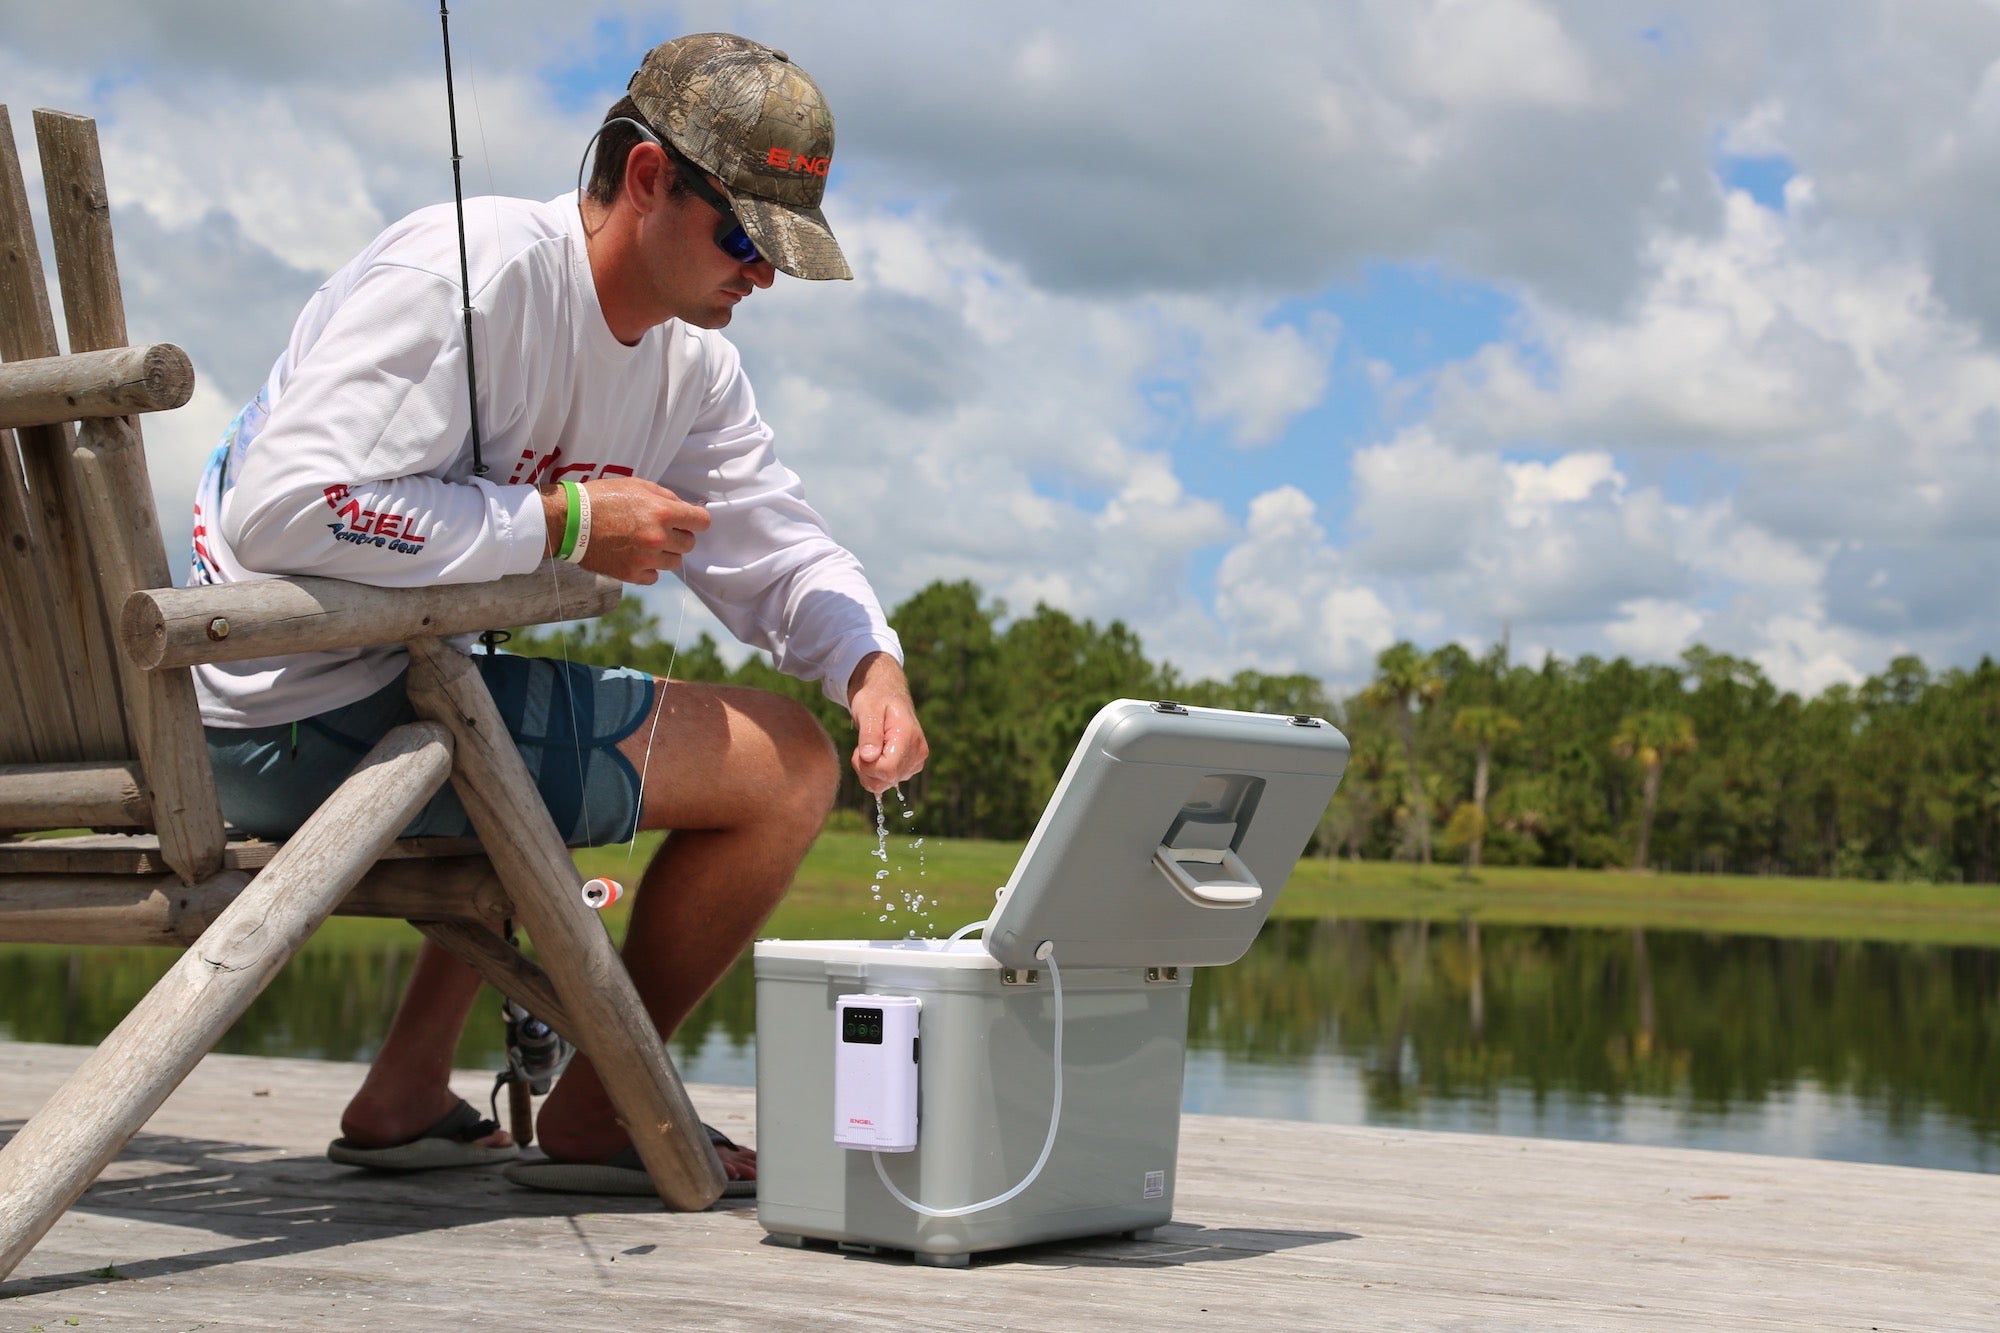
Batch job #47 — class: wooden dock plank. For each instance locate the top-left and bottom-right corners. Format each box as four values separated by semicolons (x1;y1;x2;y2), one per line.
0;1040;1994;1330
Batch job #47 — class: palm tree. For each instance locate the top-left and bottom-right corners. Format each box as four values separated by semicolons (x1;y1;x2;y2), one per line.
1610;710;1698;871
1363;643;1445;864
1451;705;1523;868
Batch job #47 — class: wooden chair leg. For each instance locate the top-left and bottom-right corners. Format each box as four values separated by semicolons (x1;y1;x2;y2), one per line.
403;637;726;1211
0;722;453;1280
413;916;575;1040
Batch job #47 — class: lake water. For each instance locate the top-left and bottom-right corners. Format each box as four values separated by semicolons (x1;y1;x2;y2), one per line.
3;919;1994;1175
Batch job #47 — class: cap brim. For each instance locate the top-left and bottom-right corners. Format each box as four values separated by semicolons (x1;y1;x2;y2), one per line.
732;194;852;281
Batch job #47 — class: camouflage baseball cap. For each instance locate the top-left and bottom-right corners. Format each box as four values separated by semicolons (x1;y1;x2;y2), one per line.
628;33;851;281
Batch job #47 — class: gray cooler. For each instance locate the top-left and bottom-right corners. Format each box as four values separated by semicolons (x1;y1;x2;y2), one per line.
754;699;1349;1265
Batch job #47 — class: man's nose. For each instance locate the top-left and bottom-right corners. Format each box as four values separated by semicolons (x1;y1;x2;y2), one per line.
746;258;777;289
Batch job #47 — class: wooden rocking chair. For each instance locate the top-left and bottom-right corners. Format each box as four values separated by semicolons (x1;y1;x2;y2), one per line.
0;107;726;1281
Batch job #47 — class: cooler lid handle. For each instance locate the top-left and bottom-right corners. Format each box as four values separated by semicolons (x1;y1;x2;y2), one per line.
1152;844;1263;908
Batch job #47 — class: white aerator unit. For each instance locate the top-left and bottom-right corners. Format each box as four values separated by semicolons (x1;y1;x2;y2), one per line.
754;699;1349;1267
832;994;920;1153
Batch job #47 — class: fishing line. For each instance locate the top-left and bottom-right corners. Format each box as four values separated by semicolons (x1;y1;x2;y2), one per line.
625;587;690;871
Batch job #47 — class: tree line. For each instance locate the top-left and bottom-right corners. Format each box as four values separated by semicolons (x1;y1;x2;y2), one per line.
512;581;2000;883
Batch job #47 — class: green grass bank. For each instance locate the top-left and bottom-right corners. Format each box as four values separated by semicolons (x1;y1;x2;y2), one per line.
575;830;2000;948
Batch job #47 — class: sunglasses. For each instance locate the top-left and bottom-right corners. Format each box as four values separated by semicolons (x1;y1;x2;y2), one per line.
581;118;766;266
661;144;765;266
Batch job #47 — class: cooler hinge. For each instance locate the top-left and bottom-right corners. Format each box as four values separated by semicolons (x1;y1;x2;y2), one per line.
1146;966;1182;983
1000;968;1041;986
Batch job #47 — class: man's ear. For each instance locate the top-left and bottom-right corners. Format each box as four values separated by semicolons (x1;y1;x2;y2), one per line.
624;140;671;213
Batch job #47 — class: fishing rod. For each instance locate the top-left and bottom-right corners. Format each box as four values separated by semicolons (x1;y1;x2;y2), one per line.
439;1;560;1145
438;0;486;477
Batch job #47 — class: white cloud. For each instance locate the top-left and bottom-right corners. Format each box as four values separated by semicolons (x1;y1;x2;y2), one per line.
1351;429;1506;575
1746;608;1874;696
1603;597;1704;660
1505;452;1619;518
1212;486;1398;681
727;207;1263;642
1184;310;1337;448
100;87;387;275
1405;0;1597;111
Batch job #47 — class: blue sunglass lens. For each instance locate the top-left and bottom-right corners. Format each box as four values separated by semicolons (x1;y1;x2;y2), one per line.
717;224;761;264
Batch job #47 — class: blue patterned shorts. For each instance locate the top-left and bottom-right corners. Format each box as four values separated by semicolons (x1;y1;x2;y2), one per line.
205;654;657;847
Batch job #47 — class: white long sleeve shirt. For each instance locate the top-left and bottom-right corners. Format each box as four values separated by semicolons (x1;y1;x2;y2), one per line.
190;193;899;728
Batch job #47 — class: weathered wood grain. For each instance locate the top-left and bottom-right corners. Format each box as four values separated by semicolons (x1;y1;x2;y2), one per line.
124;559;622;670
0;722;454;1279
70;415;225;882
0;342;193;429
34;109;128;356
0;1042;1994;1329
0;430;50;760
36;108;224;886
414;917;577;1041
0;833;486;875
404;636;727;1212
0;106;126;762
0;852;507;947
0;759;149;828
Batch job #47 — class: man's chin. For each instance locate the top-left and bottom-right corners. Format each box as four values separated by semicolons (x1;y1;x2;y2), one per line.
687;305;735;330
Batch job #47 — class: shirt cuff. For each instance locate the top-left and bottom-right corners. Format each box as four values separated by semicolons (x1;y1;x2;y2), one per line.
491;480;552;575
821;630;905;711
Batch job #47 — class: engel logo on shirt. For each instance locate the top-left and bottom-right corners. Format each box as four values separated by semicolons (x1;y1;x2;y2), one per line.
322;484;426;554
506;447;636;488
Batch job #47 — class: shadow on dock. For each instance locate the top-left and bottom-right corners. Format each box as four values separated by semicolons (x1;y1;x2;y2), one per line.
2;1117;1356;1293
0;1116;684;1298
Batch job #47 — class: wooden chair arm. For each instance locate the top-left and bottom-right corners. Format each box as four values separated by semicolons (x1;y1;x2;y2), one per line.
0;343;193;430
120;561;622;670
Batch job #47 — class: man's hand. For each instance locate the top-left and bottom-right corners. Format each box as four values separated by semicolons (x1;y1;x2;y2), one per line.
541;478;710;584
847;652;928;796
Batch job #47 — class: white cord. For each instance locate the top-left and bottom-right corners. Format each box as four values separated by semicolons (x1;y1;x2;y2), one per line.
624;588;689;870
945;915;989;945
871;950;1063;1218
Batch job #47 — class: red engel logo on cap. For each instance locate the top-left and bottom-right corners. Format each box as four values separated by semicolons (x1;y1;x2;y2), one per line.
765;146;830;176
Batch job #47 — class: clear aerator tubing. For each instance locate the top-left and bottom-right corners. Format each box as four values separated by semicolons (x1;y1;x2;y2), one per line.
871;943;1065;1218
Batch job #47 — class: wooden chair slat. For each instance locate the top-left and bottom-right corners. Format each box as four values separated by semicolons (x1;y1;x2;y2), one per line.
0;108;130;761
0;429;66;762
0;108;61;356
34;113;221;880
35;109;130;353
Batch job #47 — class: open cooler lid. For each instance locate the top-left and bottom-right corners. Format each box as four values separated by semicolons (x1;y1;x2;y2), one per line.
982;699;1350;971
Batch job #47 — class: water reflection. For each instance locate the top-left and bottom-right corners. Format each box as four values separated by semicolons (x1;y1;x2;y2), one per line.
2;919;1993;1174
1185;918;2000;1173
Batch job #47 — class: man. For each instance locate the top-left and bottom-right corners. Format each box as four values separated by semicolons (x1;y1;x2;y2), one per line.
191;34;926;1194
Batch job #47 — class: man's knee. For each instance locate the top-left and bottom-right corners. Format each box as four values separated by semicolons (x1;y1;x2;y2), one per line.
743;688;840;821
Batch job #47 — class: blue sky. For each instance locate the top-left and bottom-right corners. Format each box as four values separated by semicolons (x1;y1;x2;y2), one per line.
3;0;1997;694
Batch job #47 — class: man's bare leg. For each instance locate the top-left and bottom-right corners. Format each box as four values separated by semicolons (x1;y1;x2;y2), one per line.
335;679;833;1163
533;680;840;1176
338;939;510;1149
